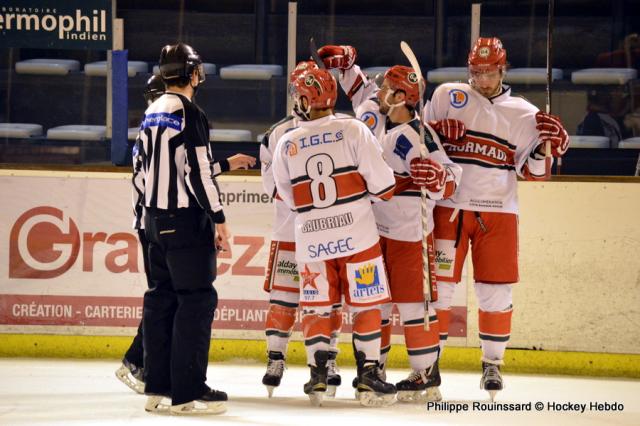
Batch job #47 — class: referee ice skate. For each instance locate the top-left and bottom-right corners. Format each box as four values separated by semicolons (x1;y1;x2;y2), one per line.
132;42;230;415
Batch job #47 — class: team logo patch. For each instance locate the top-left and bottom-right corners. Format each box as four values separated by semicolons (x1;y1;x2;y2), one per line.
285;140;298;156
360;111;378;131
479;46;490;58
408;72;419;84
449;89;468;108
347;257;388;302
393;134;413;160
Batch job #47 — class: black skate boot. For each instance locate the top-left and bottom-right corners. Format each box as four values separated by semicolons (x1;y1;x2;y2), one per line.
262;351;286;398
355;352;396;407
304;350;329;406
115;358;145;394
352;362;385;399
326;350;341;398
170;388;228;415
480;359;504;402
396;360;442;403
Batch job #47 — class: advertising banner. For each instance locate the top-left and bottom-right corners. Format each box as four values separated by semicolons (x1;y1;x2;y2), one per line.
0;171;467;342
0;0;112;50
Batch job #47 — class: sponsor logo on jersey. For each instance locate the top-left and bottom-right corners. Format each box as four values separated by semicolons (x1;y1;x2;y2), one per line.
352;263;385;298
301;212;353;233
449;89;468;109
276;259;299;281
360;111;378;131
299;130;344;150
141;112;183;131
300;264;320;297
307;237;355;259
393;134;413;160
443;130;515;170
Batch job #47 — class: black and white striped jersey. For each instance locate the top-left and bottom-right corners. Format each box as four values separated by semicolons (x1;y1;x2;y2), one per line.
132;91;225;227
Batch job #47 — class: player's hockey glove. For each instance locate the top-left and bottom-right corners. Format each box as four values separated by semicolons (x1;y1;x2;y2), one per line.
410;158;446;192
317;45;357;70
428;119;466;142
535;111;569;157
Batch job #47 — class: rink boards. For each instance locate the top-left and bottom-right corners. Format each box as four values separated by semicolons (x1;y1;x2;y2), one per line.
0;169;639;377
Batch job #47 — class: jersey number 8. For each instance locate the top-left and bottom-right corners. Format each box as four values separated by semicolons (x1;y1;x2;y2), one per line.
306;153;337;208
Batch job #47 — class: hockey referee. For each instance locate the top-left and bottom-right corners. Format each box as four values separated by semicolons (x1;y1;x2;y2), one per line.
131;43;229;415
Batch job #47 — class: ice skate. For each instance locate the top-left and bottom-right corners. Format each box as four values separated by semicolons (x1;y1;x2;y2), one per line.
396;360;442;403
169;388;228;415
144;394;171;413
115;358;145;394
326;350;341;398
480;359;504;402
355;352;396;407
352;362;385;399
303;350;329;407
262;351;286;397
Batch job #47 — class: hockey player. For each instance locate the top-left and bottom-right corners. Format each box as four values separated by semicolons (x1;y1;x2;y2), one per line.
118;75;255;395
423;37;570;401
318;47;462;402
259;60;344;398
271;67;398;407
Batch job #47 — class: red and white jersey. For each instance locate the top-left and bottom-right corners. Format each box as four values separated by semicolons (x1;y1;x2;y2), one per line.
425;82;545;214
260;114;300;242
374;118;462;241
272;114;395;263
339;64;385;141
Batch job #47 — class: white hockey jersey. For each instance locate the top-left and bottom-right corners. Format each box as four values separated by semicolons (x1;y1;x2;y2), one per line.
260;114;300;242
425;82;546;214
374;118;463;241
272;114;395;263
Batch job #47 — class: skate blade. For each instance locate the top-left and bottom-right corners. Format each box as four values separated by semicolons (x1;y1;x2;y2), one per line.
308;391;324;407
144;395;171;413
266;385;276;398
488;390;498;402
326;385;337;398
170;400;227;415
115;365;144;394
358;391;396;407
397;387;442;404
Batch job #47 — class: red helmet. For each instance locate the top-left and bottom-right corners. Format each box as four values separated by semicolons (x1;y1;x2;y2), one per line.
289;60;318;83
383;65;421;108
468;37;507;73
292;68;337;109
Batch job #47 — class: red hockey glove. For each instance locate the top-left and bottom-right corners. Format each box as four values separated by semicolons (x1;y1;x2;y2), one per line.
428;119;466;142
410;158;446;192
535;111;569;157
317;45;357;70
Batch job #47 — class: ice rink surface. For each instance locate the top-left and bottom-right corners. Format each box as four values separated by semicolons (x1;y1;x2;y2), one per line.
0;358;638;425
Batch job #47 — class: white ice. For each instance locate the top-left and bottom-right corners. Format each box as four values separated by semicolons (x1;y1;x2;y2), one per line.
0;358;638;425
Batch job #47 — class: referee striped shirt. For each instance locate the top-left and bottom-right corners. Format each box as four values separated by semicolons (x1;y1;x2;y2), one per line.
132;92;225;227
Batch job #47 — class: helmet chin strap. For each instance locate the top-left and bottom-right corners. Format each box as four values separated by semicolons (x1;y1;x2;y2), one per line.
294;97;311;121
384;91;405;114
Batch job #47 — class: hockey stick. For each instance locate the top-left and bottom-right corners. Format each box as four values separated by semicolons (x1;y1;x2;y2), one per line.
400;41;437;331
309;37;326;69
545;0;556;176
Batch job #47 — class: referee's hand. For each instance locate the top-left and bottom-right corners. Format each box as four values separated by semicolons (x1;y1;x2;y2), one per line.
215;222;231;252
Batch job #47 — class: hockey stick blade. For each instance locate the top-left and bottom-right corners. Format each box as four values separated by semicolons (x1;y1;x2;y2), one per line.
309;37;326;69
400;41;423;82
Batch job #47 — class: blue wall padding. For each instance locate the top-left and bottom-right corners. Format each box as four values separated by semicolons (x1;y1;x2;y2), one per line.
111;50;129;166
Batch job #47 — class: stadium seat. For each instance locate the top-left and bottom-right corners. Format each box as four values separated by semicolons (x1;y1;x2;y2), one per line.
153;63;217;76
426;67;468;84
362;66;391;78
47;125;106;141
571;68;638;85
219;65;283;80
504;68;563;84
209;129;252;142
0;123;43;138
15;59;80;75
128;127;140;141
84;61;148;77
256;133;266;143
569;135;610;148
618;137;640;149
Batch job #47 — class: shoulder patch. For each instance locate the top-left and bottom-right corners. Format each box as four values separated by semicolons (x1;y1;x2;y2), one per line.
360;111;378;132
449;89;468;108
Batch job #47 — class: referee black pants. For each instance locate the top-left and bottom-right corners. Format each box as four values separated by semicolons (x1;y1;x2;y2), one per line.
142;207;218;406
